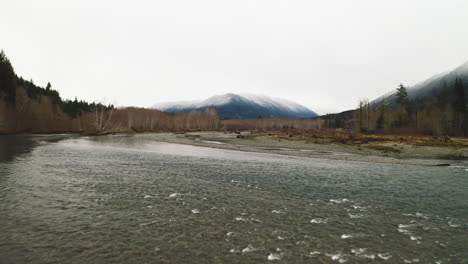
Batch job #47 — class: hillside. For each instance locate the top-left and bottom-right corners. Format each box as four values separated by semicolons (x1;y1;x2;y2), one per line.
310;61;468;136
152;93;318;119
0;50;220;134
375;61;468;106
0;50;95;133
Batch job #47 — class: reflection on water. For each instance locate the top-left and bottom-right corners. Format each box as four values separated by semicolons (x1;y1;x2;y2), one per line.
0;135;38;162
0;135;467;263
0;134;77;162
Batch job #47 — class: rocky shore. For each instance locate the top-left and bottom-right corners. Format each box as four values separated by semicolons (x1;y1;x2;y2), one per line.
139;131;468;166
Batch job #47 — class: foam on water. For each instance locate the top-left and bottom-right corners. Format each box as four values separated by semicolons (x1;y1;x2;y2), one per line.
330;199;350;204
169;193;180;198
351;205;367;211
377;253;392;260
398;224;414;235
349;214;364;219
403;212;428;219
350;248;366;255
403;258;420;263
362;254;376;259
326;253;347;263
241;245;256;253
398;228;410;234
448;220;460;227
435;241;447;248
398;224;413;228
310;218;327;224
250;217;262;223
267;253;281;261
139;220;157;226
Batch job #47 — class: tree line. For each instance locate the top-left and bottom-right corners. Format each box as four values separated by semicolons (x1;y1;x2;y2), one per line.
0;50;110;118
354;80;467;136
77;106;220;134
1;50;221;134
2;49;466;136
221;117;324;131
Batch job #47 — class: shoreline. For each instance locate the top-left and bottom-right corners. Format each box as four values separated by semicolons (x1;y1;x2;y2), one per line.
138;131;468;166
2;131;467;166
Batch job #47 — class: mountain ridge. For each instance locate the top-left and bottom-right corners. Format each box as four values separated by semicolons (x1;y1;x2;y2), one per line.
151;93;318;119
374;60;468;104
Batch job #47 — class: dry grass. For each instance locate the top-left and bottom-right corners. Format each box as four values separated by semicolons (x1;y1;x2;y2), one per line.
251;129;467;148
364;144;401;154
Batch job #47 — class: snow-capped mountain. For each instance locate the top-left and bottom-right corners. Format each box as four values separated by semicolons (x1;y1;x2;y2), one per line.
151;93;318;119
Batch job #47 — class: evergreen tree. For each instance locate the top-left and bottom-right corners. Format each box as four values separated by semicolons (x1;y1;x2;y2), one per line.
0;50;17;103
395;83;410;126
437;80;449;109
396;83;408;106
453;78;466;113
452;78;467;135
376;99;389;130
0;50;96;118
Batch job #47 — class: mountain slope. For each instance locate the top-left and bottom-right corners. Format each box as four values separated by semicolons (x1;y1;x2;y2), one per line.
151;93;318;119
375;60;468;104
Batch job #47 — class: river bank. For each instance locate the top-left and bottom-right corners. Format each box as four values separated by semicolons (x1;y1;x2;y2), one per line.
2;130;467;166
139;131;468;166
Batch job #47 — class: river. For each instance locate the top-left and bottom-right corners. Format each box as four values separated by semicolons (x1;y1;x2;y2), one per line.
0;135;467;263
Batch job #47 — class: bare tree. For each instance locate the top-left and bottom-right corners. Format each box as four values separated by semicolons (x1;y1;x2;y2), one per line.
92;99;116;134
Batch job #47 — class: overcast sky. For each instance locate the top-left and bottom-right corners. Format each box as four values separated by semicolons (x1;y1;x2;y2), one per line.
1;0;468;114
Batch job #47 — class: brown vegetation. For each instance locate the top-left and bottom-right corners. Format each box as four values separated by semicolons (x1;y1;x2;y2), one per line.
245;128;466;149
0;86;82;133
0;85;220;134
220;117;324;131
353;80;467;137
353;100;466;137
89;106;220;134
364;144;401;154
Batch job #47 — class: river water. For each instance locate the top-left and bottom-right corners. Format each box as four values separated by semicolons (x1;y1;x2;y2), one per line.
0;135;467;263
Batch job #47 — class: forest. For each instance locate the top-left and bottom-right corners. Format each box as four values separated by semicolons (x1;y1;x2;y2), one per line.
0;50;112;118
0;50;219;134
1;50;467;136
352;81;467;136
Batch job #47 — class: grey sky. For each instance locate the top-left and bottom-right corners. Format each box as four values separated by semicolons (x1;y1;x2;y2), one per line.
1;0;468;114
